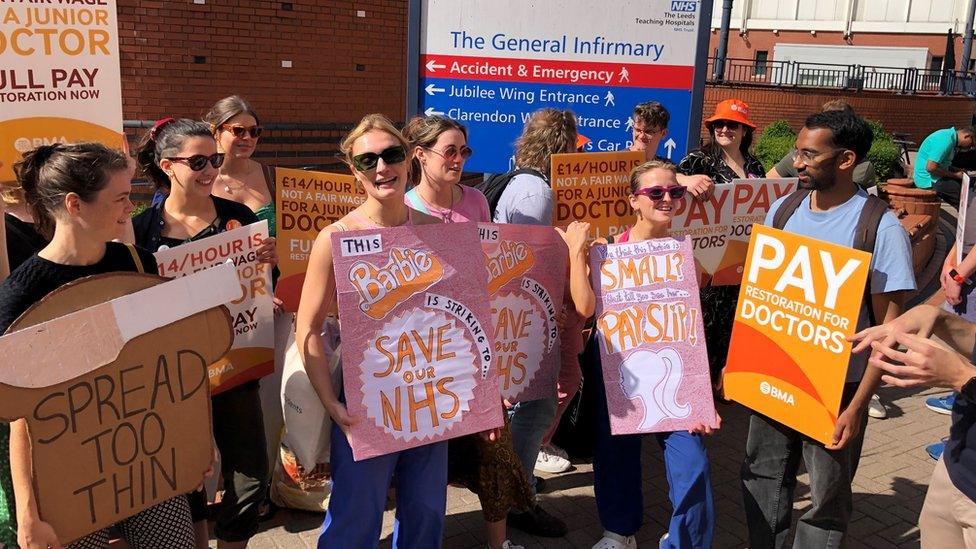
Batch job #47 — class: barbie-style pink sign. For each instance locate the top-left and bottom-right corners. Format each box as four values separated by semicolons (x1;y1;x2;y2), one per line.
590;236;716;434
479;223;567;402
332;222;503;461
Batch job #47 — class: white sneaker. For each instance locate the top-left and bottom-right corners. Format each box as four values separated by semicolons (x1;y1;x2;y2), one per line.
592;530;637;549
868;394;888;419
535;445;571;473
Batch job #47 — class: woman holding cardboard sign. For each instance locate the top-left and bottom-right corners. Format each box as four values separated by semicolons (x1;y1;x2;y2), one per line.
677;99;766;386
403;114;532;549
559;160;716;549
0;143;195;548
132;118;277;549
296;114;457;548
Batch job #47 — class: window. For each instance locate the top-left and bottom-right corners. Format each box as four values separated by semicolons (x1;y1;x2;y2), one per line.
931;55;945;72
754;50;769;77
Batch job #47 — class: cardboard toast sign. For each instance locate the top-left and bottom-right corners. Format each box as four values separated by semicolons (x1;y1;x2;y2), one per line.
0;265;237;543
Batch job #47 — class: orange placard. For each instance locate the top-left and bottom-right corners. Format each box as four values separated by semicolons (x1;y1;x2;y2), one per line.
274;167;365;312
1;2;124;182
725;225;871;444
551;151;643;239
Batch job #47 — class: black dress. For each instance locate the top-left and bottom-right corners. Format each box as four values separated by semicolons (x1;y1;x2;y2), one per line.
677;149;766;381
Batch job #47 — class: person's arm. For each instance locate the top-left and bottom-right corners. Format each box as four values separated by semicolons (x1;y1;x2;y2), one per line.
765;167;783;178
675;173;713;199
507;193;553;226
827;290;907;450
11;419;62;549
926;159;964;181
294;226;354;431
555;221;596;318
0;201;9;283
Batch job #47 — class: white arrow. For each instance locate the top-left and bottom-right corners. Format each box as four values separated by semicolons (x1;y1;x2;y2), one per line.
425;83;445;96
426;59;446;72
424;107;445;116
664;138;677;159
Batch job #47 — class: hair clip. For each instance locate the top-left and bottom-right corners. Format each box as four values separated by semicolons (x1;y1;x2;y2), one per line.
149;117;175;141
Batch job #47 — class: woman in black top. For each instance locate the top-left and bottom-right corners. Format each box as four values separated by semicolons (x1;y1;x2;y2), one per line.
677;99;766;383
3;187;48;272
1;142;195;548
133;118;275;549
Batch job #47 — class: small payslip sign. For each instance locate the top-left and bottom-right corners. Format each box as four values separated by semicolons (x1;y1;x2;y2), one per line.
331;223;503;460
480;223;567;402
590;236;716;434
725;225;870;444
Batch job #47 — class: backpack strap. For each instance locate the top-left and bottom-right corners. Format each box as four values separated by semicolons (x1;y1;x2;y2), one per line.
123;242;146;274
852;194;890;326
772;189;812;230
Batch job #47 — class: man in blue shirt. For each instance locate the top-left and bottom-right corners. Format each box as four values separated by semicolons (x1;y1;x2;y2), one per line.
850;305;976;546
913;126;975;208
738;111;916;548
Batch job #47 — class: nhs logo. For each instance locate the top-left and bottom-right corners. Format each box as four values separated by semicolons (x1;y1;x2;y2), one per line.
670;0;698;11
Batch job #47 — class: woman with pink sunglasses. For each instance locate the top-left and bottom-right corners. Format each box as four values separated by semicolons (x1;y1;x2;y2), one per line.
559;160;716;549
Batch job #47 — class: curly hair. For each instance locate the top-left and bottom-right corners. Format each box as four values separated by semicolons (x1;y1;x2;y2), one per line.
514;108;577;177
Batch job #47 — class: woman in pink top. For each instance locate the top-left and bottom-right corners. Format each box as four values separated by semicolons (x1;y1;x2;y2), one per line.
403;115;490;223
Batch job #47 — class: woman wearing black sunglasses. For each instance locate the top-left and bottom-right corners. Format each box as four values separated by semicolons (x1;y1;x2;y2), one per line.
133;117;277;549
403;115;490;223
559;160;717;549
205;96;277;237
676;99;766;389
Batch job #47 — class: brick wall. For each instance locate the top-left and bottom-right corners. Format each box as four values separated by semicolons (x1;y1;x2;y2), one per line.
702;85;976;147
117;0;407;124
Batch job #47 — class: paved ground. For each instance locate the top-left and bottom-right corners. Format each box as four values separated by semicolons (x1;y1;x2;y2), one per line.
229;197;957;549
236;385;951;549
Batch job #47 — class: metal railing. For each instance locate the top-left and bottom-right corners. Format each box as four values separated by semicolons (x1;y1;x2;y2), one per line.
707;57;976;96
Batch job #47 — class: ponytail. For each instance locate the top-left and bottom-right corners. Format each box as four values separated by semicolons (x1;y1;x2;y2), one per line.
135;117;212;191
13;142;129;238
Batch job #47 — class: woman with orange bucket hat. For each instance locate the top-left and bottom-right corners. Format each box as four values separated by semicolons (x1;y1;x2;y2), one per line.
677;99;766;386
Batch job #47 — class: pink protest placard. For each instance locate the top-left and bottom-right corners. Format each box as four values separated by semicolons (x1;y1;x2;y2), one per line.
590;236;716;434
480;223;567;402
332;222;503;461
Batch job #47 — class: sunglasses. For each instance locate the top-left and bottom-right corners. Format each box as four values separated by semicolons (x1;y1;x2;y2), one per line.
426;145;473;161
633;185;686;201
220;124;263;138
166;153;225;171
712;120;742;131
351;145;407;172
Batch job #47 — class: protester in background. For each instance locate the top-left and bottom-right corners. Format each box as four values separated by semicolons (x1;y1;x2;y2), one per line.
913;125;975;208
133;118;276;549
490;108;575;538
560;160;717;549
851;304;976;548
736;111;914;548
767;99;878;189
1;143;196;548
206;96;278;237
677;99;765;384
628;101;712;198
297;114;450;548
403;114;490;223
403;114;530;549
2;186;46;273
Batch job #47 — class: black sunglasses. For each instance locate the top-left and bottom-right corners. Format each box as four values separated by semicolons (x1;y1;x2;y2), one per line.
351;145;407;172
712;120;742;131
166;153;225;171
633;185;686;201
220;124;263;138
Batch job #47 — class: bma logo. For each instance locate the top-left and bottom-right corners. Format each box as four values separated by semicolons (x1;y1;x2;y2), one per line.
670;0;698;11
759;380;796;405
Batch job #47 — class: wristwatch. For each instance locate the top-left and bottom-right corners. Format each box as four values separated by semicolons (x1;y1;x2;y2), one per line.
949;268;969;285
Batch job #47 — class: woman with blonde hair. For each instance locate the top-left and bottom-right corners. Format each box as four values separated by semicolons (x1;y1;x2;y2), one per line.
296;114;449;548
560;160;716;549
